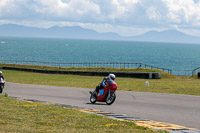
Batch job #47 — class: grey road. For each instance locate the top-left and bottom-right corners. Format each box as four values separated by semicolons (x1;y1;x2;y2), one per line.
4;82;200;129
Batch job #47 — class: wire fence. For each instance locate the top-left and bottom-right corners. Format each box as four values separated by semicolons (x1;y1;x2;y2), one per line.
0;60;199;76
171;70;193;76
192;67;200;76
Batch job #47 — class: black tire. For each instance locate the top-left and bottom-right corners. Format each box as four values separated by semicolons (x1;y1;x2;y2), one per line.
0;85;2;93
90;94;97;104
106;92;116;105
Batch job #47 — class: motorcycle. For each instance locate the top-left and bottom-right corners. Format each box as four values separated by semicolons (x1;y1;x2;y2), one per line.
90;80;118;105
0;78;5;93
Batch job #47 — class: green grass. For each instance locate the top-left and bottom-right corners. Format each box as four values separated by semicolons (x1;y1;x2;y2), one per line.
1;67;200;95
0;95;166;133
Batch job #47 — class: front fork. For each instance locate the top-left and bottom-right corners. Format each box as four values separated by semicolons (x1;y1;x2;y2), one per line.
108;90;114;99
107;90;111;98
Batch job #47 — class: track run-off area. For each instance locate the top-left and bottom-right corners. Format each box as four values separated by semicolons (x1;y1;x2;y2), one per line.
4;82;200;132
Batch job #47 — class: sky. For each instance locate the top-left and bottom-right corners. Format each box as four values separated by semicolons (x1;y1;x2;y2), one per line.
0;0;200;36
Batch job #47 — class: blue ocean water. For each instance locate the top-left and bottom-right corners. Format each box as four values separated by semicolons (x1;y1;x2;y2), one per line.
0;37;200;72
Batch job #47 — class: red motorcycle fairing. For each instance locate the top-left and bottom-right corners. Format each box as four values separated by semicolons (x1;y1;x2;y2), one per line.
96;82;117;102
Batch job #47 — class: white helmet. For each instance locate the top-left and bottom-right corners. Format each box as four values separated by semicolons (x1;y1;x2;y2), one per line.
0;71;2;74
108;74;115;80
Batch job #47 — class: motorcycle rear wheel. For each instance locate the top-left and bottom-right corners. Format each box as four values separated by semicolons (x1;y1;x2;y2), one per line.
106;92;116;105
0;85;3;93
90;94;97;104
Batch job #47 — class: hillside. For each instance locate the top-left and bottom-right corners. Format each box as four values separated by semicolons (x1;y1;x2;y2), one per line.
0;24;200;43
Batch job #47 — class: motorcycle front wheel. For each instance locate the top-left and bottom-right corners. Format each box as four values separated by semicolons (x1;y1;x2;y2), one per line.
106;92;116;105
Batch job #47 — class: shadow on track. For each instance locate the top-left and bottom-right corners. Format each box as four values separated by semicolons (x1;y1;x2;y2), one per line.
86;103;107;105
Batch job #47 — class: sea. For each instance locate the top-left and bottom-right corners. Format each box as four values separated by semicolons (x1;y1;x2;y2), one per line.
0;37;200;75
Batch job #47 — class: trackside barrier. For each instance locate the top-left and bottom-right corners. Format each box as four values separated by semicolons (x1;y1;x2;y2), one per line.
1;60;200;76
1;67;161;79
192;67;200;76
0;60;171;73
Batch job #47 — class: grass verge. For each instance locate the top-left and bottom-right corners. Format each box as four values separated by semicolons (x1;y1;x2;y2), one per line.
0;95;166;133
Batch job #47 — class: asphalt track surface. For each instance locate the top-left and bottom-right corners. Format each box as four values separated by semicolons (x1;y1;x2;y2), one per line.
4;82;200;129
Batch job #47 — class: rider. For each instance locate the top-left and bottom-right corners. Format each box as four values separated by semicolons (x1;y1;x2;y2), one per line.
92;73;116;94
0;71;5;88
0;71;5;80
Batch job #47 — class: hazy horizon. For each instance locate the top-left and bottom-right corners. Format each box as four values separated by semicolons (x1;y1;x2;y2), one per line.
1;23;200;44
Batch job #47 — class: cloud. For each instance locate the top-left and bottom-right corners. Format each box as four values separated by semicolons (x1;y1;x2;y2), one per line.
33;0;101;22
0;0;200;36
164;0;200;25
0;0;101;21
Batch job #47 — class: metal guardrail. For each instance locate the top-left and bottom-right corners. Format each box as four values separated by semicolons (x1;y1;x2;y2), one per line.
0;59;172;72
2;66;161;79
192;67;200;76
171;70;193;76
0;59;199;76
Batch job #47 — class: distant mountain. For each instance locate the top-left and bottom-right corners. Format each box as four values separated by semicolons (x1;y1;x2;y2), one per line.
0;24;200;43
125;29;200;43
0;24;121;40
